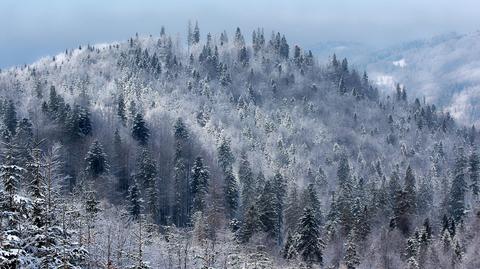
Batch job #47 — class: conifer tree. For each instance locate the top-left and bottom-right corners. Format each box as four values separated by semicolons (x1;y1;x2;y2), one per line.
3;99;17;136
132;113;150;145
469;149;479;197
190;156;209;213
404;165;417;213
113;129;129;193
128;179;142;220
258;180;279;239
449;148;467;221
344;231;360;269
136;148;158;221
224;169;239;219
117;93;127;125
238;151;255;213
239;204;260;243
296;208;324;266
85;140;109;178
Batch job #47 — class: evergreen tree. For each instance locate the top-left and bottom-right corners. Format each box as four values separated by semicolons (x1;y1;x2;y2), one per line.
224;169;239;219
136;148;158;220
296;208;324;266
132;113;150;145
0;141;24;210
192;21;200;44
449;148;467;221
282;231;298;260
85;140;109;178
404;165;417;213
128;179;142;220
190;156;209;213
337;154;354;234
285;184;302;233
258;180;279;239
218;137;234;173
469;149;479;197
173;118;190;226
117;93;127;125
394;190;413;235
239;204;260;243
344;231;360;269
238;151;255;212
113;129;129;193
3;99;17;136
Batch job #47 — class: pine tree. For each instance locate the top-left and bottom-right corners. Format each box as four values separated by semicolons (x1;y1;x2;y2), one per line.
128;179;142;220
0;141;24;210
296;208;324;266
173;118;190;226
85;140;109;178
449;148;467;222
117;93;127;125
282;231;298;260
394;190;413;235
239;204;260;243
469;149;479;198
344;231;360;269
404;165;417;213
132;113;150;145
258;180;279;239
272;171;287;243
238;151;255;213
337;154;354;234
136;148;158;220
192;21;200;44
3;99;18;136
218;137;234;173
224;169;239;219
190;156;209;213
285;184;302;233
113;129;129;193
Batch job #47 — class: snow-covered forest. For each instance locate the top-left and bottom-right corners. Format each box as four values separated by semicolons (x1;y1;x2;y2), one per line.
0;23;479;268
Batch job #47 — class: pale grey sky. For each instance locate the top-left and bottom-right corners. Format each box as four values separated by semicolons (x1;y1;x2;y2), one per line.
1;0;479;68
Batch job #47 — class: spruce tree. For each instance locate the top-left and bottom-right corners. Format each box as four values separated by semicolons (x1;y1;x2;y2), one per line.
344;231;360;269
224;169;239;219
190;156;209;213
258;180;279;239
136;148;158;220
239;204;260;243
296;207;324;266
85;140;109;178
238;151;255;212
449;148;467;221
117;93;127;125
404;165;417;213
128;179;142;220
132;113;150;145
469;149;479;197
3;100;17;136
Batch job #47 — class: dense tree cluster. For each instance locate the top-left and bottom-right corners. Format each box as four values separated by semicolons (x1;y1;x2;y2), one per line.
0;22;479;268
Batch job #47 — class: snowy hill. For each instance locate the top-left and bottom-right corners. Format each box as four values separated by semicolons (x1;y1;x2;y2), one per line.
0;26;479;268
365;31;480;126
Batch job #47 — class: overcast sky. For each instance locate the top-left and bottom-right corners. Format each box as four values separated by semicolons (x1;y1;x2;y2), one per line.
1;0;479;68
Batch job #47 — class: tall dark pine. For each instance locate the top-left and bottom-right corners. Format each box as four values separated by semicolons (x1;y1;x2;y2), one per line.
224;169;239;220
469;149;479;197
127;179;142;220
449;148;467;222
132;113;150;145
404;165;417;213
117;93;127;125
3;100;18;136
136;148;158;221
113;129;129;193
173;118;191;226
85;140;109;179
296;208;324;266
238;152;255;213
258;180;279;239
190;157;209;213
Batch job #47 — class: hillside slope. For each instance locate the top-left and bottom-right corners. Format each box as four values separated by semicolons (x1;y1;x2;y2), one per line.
0;26;479;268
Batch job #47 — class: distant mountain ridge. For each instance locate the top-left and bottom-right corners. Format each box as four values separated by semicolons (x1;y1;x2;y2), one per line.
309;31;480;126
